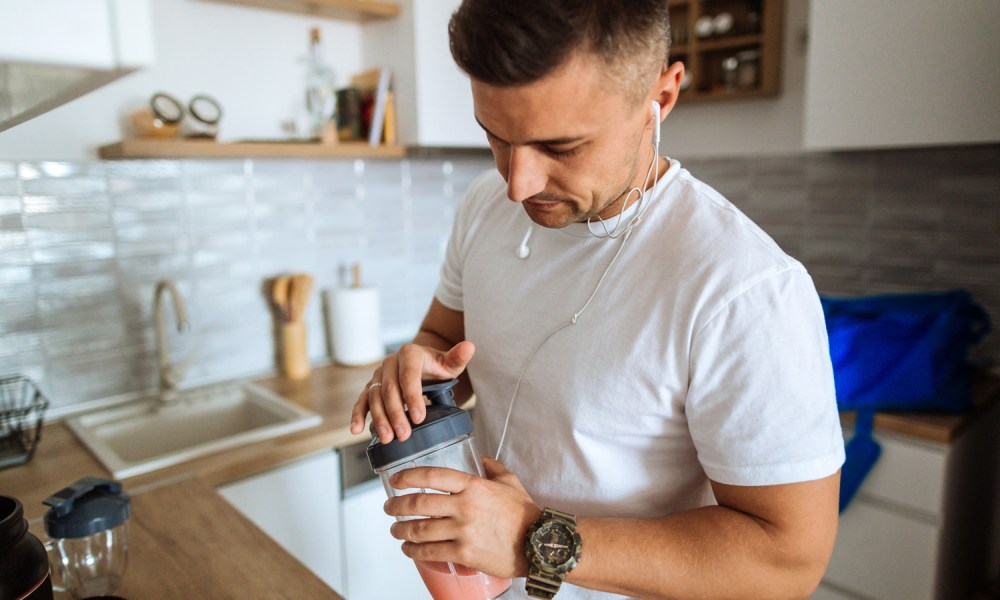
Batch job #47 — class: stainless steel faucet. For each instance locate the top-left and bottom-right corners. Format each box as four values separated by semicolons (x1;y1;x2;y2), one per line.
153;279;190;395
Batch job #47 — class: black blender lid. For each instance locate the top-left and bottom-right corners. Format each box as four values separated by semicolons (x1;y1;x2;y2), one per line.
44;477;131;539
367;380;473;470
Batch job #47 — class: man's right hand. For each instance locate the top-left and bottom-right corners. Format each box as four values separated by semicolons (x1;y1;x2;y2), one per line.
350;340;476;443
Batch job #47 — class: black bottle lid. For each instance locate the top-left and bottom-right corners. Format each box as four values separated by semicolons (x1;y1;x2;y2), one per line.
366;379;473;470
43;477;131;539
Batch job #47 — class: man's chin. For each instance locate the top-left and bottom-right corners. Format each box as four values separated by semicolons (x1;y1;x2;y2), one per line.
522;202;576;229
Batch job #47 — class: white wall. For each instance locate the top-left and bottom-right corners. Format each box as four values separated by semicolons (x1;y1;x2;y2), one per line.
804;0;1000;150
662;0;809;159
0;0;365;161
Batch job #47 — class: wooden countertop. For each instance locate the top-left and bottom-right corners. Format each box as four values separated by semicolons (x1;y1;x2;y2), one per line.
110;477;341;599
6;362;376;599
840;371;1000;444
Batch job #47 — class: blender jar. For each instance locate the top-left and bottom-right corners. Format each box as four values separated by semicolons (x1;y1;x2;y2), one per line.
367;380;510;600
43;477;131;599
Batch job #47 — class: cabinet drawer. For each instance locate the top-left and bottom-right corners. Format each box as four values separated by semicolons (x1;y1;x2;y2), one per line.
340;439;379;493
852;430;946;517
825;498;939;600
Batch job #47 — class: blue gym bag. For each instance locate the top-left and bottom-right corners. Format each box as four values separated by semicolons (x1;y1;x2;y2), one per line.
820;289;991;511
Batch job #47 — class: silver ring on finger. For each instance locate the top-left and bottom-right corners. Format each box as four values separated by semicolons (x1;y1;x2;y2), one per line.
367;381;383;393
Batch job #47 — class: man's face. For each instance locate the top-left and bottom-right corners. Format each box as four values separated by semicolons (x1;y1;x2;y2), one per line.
471;52;656;229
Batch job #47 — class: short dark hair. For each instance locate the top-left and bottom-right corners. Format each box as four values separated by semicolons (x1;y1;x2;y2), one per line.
449;0;671;105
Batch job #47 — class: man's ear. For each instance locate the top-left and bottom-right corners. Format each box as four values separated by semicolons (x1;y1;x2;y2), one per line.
653;62;685;121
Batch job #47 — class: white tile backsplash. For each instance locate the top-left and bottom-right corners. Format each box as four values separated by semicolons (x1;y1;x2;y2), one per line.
1;147;998;411
0;156;491;410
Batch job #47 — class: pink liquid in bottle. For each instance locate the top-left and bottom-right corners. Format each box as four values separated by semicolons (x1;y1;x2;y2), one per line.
414;560;511;600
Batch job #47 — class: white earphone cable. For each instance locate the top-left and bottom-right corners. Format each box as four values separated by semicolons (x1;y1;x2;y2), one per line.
494;225;634;461
494;118;662;461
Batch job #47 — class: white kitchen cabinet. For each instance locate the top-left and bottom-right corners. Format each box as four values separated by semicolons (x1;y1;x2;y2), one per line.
803;0;1000;150
361;0;487;148
338;441;431;600
0;0;154;132
811;397;1000;600
218;451;346;595
341;479;431;600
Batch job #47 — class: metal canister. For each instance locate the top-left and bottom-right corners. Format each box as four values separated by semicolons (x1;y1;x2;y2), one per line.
0;496;53;600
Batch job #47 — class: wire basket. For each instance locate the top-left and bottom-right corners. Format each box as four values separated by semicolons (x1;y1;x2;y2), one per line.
0;375;49;469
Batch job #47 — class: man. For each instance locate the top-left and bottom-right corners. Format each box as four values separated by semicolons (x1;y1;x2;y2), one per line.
350;1;845;598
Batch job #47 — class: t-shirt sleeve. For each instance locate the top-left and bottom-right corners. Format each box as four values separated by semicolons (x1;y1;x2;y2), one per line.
434;170;496;312
686;267;845;486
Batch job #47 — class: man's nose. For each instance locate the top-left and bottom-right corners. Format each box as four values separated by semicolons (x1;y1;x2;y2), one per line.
506;147;547;202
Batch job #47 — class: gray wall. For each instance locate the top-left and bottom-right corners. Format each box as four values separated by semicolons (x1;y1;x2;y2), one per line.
2;144;998;414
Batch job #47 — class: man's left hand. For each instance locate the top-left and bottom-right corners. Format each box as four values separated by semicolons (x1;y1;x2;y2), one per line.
384;456;542;578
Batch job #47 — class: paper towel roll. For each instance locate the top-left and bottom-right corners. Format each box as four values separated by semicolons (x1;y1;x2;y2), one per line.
324;287;384;366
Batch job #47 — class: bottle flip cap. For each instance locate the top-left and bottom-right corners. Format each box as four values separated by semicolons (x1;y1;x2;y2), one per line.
366;379;473;470
44;476;131;539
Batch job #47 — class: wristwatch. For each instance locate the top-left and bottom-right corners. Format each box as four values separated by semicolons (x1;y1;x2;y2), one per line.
524;507;583;599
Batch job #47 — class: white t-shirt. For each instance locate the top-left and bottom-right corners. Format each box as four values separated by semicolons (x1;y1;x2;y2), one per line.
435;159;845;600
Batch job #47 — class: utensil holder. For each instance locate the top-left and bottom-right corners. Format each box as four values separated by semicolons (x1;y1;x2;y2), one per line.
0;376;49;470
279;321;310;380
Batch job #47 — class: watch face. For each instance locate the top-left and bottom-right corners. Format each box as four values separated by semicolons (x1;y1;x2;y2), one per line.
531;521;576;568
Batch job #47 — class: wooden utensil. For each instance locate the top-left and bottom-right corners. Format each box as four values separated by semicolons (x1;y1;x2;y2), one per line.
279;273;314;380
289;273;314;322
271;276;290;322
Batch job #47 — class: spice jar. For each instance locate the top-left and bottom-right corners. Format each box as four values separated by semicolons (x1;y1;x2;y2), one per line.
737;50;761;90
722;56;739;91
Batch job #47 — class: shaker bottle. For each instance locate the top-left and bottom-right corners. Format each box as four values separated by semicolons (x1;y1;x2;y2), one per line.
43;477;131;600
367;380;511;600
0;495;54;600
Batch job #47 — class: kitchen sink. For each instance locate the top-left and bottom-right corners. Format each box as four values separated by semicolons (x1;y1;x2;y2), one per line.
66;382;322;479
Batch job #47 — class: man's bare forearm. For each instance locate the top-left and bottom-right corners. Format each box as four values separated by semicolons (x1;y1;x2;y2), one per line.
564;475;839;600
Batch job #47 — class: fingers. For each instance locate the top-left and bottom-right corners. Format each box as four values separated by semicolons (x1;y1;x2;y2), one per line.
351;365;395;442
480;455;507;478
386;491;454;522
367;385;393;443
388;466;476;495
441;340;476;372
398;540;465;565
397;345;428;424
349;393;368;435
482;456;530;495
384;463;538;579
349;368;381;435
391;519;462;547
379;360;412;441
350;340;476;444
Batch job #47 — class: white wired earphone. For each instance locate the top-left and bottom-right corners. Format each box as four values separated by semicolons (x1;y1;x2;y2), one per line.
495;100;663;460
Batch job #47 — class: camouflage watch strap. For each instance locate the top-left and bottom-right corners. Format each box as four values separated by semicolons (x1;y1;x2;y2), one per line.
526;568;563;599
525;508;579;599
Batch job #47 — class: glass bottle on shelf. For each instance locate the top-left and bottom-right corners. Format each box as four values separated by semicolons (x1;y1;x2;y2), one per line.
303;27;337;141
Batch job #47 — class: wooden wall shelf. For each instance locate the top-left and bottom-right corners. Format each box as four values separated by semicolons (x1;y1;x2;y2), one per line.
199;0;400;22
670;0;782;103
98;139;407;160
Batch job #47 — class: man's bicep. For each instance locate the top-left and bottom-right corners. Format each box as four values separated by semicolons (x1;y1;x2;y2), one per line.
711;472;841;573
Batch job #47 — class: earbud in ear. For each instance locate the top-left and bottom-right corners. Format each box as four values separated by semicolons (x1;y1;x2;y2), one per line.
651;101;661;148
